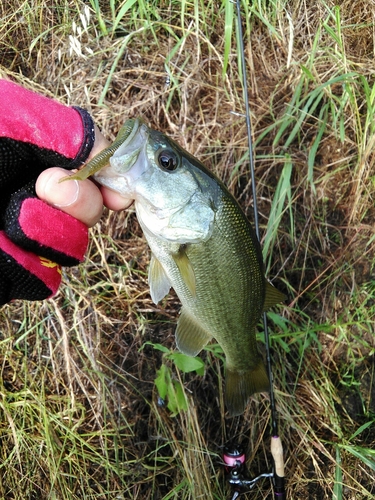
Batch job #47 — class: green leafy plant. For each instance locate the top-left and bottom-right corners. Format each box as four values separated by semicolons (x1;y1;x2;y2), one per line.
144;342;205;416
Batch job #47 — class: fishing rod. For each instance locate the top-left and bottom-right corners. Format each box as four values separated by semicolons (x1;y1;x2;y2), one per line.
222;2;286;498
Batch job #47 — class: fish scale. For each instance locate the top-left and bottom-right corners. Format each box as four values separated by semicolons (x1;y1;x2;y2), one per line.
62;118;285;416
191;202;260;341
136;163;275;415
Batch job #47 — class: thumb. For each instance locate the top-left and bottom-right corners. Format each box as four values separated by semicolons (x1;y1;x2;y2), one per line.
35;167;104;227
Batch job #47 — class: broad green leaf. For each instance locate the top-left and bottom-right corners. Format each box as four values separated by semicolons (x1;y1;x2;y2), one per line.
170;353;205;375
142;342;170;354
171;380;188;413
155;364;170;400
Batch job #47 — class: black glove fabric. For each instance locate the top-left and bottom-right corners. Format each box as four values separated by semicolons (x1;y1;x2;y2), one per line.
0;79;96;305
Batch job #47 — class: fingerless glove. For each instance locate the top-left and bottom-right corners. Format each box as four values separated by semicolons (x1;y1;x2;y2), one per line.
0;80;95;304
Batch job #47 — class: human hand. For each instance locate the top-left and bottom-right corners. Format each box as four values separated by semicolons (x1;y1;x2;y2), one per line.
36;125;133;225
0;79;132;305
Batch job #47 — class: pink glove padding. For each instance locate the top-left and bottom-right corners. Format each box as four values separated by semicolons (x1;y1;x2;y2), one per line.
0;231;62;302
5;194;88;267
0;79;95;304
0;80;88;160
0;196;88;304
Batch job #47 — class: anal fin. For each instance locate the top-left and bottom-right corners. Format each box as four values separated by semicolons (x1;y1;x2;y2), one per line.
176;309;212;357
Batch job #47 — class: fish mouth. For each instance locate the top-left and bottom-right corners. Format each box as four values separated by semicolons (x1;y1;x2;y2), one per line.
116;118;143;149
93;117;149;195
109;118;149;173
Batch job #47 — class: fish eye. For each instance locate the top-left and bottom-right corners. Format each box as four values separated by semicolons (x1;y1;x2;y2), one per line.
157;149;179;172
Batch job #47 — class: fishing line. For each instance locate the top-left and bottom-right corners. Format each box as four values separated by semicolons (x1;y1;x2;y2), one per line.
224;1;287;498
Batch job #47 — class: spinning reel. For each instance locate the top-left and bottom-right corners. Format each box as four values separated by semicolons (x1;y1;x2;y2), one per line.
223;443;286;499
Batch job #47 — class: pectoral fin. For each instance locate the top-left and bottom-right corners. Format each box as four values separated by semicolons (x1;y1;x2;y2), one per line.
172;246;196;297
149;254;171;304
176;309;212;357
263;281;286;310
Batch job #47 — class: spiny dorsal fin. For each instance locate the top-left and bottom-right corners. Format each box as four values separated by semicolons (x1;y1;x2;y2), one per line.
172;246;196;297
176;309;212;357
149;254;171;304
263;281;286;310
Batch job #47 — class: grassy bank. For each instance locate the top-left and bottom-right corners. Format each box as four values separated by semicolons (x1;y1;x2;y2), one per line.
0;0;374;498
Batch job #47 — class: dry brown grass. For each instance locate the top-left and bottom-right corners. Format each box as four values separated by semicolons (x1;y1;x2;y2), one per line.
0;0;374;498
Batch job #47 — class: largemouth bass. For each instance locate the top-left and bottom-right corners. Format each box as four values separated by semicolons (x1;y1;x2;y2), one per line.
65;119;285;416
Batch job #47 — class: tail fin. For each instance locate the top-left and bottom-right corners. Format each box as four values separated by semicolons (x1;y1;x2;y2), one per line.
225;360;270;416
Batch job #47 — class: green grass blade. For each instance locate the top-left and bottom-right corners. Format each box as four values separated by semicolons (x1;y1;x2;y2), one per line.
88;0;108;35
223;0;234;76
98;24;149;105
308;103;328;193
341;446;375;471
349;420;375;441
113;0;139;33
333;446;343;500
263;155;292;266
